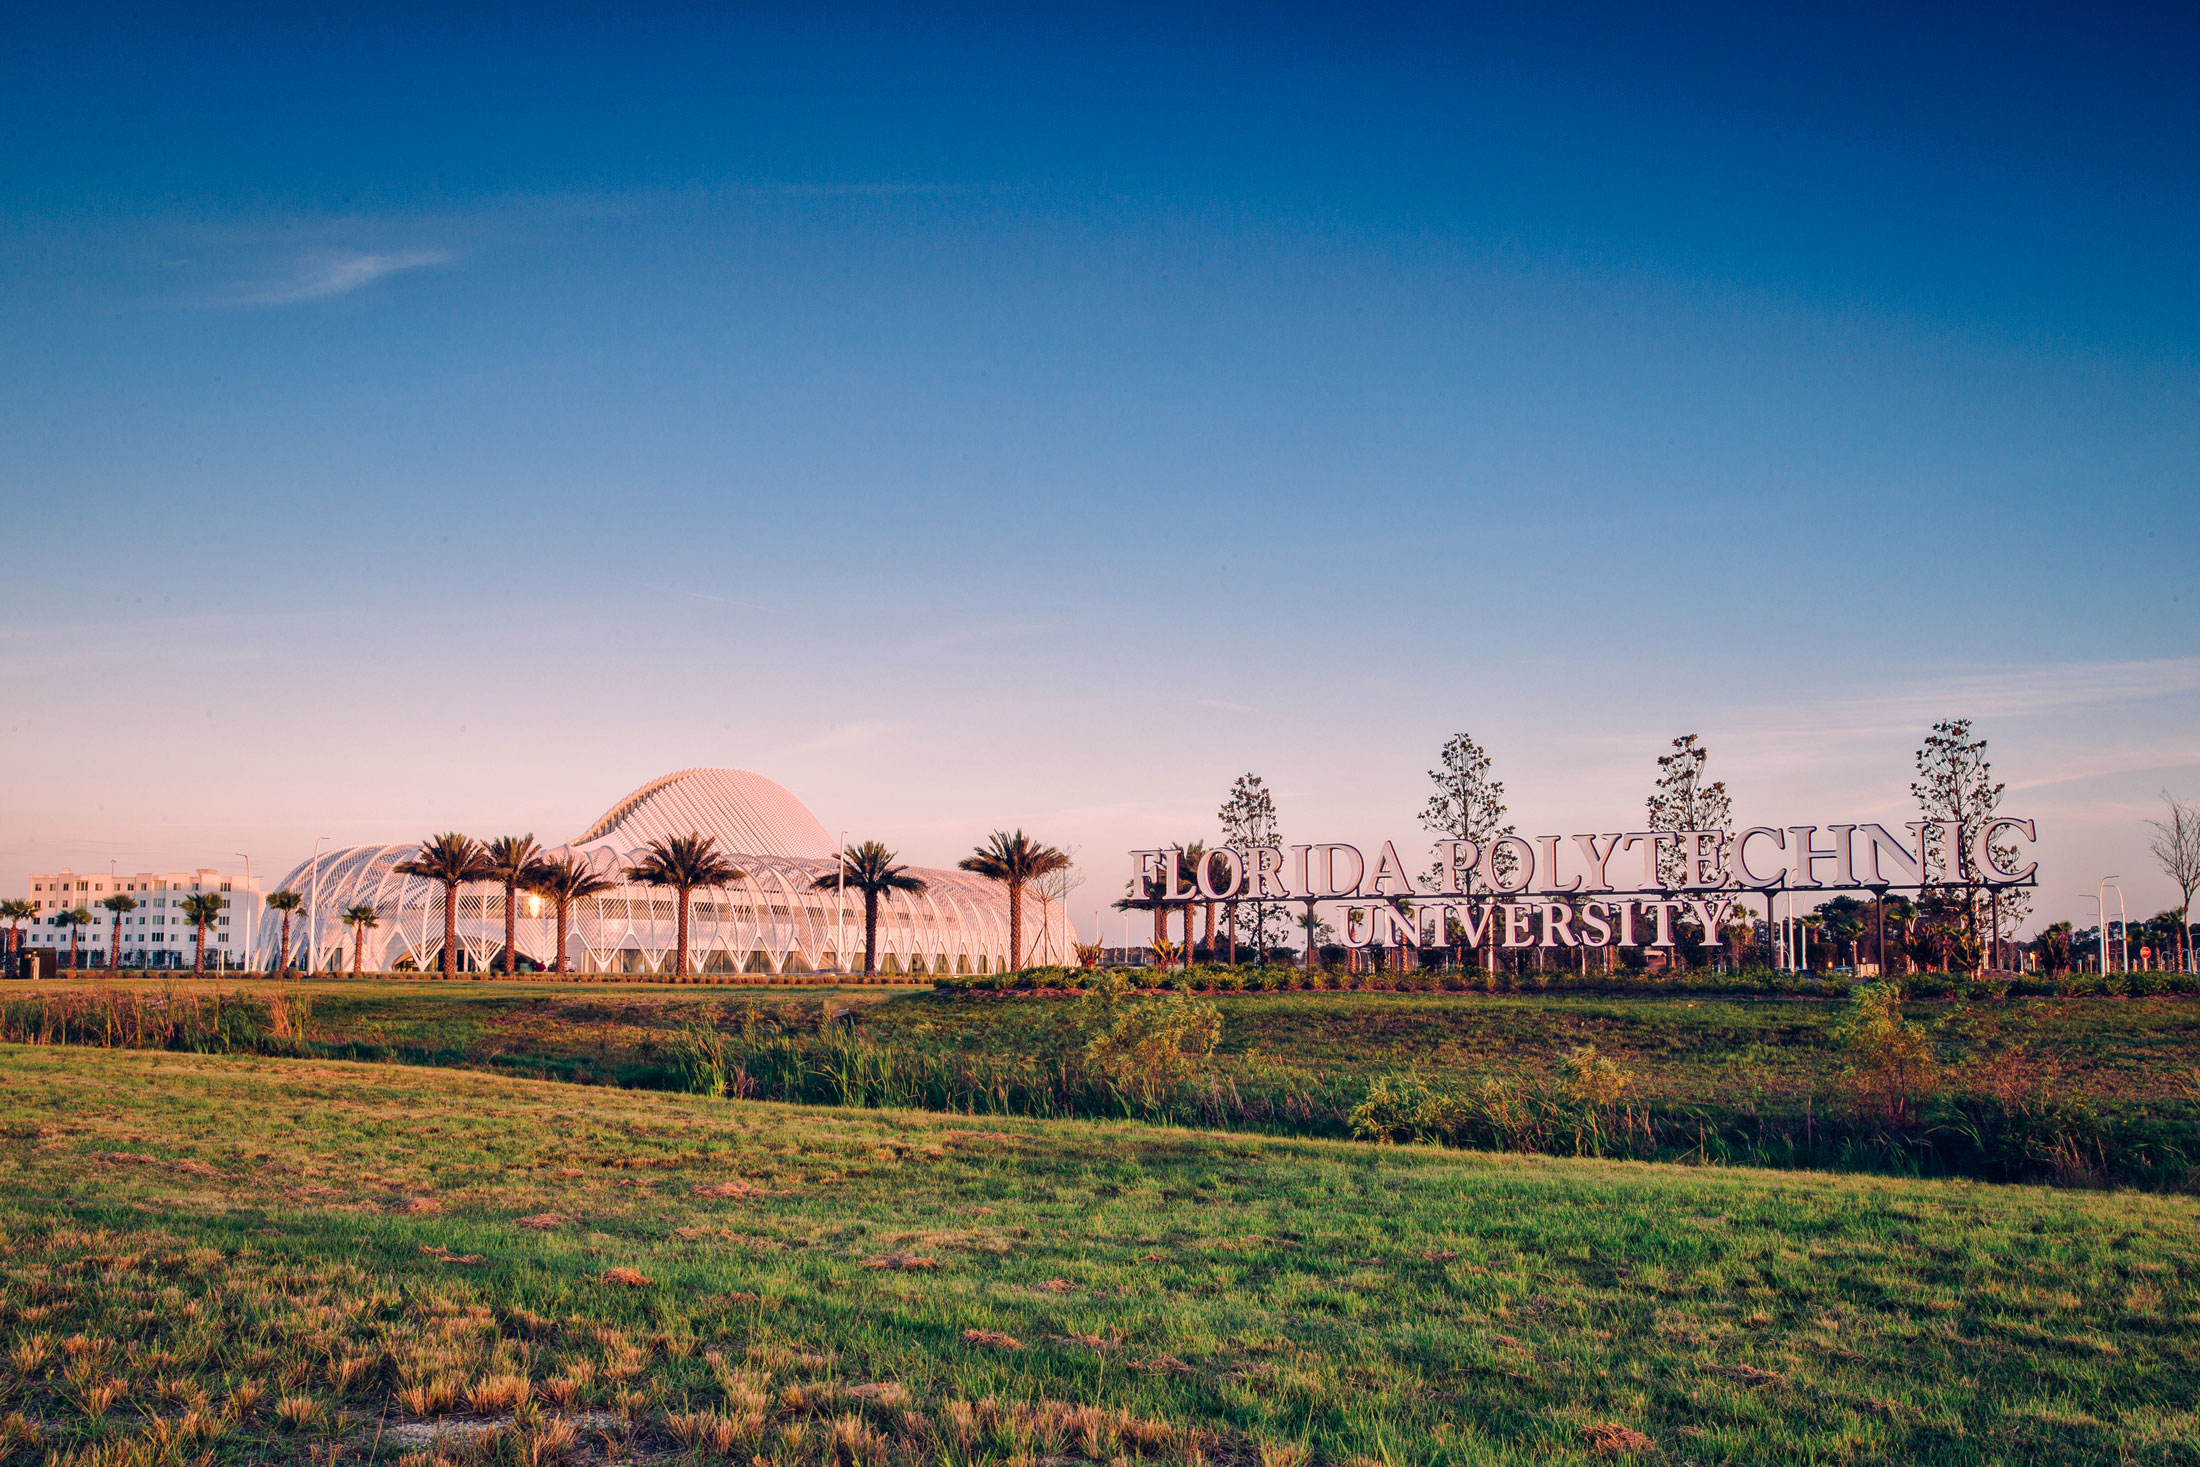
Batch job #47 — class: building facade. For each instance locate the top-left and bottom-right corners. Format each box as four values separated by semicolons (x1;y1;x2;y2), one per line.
18;868;259;968
262;768;1075;976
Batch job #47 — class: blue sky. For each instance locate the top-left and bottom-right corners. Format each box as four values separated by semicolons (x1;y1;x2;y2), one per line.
4;3;2195;928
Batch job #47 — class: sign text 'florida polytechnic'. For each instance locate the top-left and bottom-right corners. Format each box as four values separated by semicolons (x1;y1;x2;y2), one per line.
1129;819;2038;951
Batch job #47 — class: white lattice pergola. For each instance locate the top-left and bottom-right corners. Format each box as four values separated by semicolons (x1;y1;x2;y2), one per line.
263;769;1072;976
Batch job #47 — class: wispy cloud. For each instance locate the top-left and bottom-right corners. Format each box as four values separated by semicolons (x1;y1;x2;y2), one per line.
230;249;453;305
800;721;895;751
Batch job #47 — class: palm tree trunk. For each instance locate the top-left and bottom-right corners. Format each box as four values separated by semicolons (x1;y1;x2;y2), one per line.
675;888;691;977
1153;902;1167;962
1203;900;1215;960
70;926;80;969
1225;902;1237;965
109;915;119;970
504;880;518;975
864;890;879;976
1007;879;1024;971
555;896;571;973
194;923;205;974
279;913;293;977
442;882;459;979
352;929;363;975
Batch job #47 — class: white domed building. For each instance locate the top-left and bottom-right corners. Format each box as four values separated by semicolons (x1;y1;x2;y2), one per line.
264;769;1073;977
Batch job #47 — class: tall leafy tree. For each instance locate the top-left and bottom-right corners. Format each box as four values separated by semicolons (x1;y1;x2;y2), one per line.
524;853;618;974
1646;734;1733;886
97;893;138;969
1813;896;1871;968
1418;733;1516;971
2147;792;2200;975
0;899;32;961
1217;772;1284;960
959;830;1071;973
180;893;224;975
1911;718;2029;971
626;833;744;979
395;834;492;979
482;834;547;975
341;904;379;975
810;841;928;977
263;889;304;976
2033;921;2073;976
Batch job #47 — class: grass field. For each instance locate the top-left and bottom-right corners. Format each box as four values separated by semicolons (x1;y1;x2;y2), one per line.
4;1044;2199;1464
25;975;2200;1105
13;976;2199;1187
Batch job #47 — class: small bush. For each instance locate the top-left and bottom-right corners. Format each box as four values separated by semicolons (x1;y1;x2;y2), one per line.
1832;983;1938;1131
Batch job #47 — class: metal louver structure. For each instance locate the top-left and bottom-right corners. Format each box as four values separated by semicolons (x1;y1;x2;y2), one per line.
264;768;1073;976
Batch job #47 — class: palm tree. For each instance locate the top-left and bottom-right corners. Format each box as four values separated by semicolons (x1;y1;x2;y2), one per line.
56;907;92;970
1171;841;1208;962
626;833;744;979
524;853;618;974
809;841;927;977
97;893;138;970
263;889;304;976
395;834;491;979
958;830;1070;972
1885;896;1920;976
341;904;379;975
482;835;547;975
180;893;224;975
0;899;33;962
1110;888;1166;967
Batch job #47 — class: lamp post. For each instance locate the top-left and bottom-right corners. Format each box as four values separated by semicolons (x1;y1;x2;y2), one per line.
2103;879;2129;973
836;830;847;976
309;837;330;975
234;854;252;973
2097;877;2119;974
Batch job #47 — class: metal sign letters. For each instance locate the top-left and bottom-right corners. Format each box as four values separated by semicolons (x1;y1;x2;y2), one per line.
1129;819;2038;952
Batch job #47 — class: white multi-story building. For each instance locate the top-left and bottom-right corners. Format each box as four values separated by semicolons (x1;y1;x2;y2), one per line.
18;868;260;968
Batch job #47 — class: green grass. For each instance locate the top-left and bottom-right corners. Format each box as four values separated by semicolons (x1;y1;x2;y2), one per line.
16;977;2200;1188
3;1045;2199;1464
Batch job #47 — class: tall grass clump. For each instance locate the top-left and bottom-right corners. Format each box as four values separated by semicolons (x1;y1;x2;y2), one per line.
0;986;312;1055
663;987;1307;1129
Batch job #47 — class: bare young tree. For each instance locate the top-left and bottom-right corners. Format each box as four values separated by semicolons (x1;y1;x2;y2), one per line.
1418;732;1516;971
2148;791;2200;974
1910;718;2030;971
1646;734;1733;887
1218;773;1284;960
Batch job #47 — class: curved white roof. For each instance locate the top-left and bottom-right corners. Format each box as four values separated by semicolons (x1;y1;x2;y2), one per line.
257;767;1080;974
571;767;834;859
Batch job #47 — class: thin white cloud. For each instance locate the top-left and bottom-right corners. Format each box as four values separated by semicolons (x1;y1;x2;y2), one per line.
232;249;453;305
800;721;895;751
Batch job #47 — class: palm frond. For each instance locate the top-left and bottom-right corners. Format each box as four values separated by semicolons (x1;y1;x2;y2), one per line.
395;833;492;885
958;829;1071;885
810;840;928;898
524;853;619;902
626;832;746;891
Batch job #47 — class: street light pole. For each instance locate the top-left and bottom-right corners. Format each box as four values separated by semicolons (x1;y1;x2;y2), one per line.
2098;877;2119;974
837;830;847;976
309;837;331;975
235;854;252;973
2104;880;2129;973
